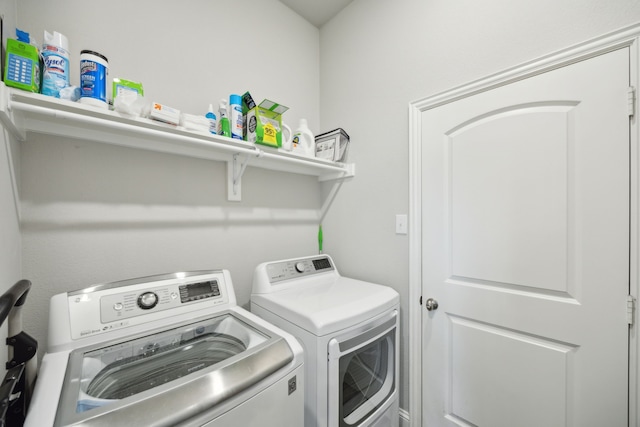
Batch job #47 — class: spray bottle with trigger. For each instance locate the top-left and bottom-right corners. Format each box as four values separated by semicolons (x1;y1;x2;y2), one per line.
217;99;230;137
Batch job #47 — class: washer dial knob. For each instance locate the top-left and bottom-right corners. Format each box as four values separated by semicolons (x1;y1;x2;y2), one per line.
295;262;306;273
137;292;159;310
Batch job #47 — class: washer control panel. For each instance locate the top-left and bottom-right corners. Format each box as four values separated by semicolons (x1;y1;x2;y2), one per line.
179;279;220;303
67;271;228;340
266;255;335;283
100;279;221;324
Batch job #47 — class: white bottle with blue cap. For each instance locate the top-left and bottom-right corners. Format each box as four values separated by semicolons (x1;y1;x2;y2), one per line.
206;104;217;135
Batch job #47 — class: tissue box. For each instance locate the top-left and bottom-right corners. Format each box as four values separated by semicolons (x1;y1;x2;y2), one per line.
4;38;40;93
245;98;289;147
315;128;350;162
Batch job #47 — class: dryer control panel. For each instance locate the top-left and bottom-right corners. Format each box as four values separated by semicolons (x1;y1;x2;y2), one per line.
266;255;335;283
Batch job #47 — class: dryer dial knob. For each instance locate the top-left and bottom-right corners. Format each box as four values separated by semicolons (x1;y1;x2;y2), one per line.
295;262;306;273
138;292;159;310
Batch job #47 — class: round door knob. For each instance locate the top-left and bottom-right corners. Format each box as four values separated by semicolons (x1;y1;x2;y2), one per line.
425;298;438;311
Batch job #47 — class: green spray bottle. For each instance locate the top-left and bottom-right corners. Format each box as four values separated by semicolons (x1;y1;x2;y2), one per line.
217;98;231;137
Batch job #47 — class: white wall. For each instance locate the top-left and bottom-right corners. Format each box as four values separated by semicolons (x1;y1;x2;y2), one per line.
319;0;640;419
0;127;21;373
0;0;20;371
15;0;322;353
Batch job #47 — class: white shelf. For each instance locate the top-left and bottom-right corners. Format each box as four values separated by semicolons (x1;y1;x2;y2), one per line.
0;84;354;206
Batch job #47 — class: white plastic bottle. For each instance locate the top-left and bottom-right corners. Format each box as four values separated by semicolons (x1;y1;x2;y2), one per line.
229;94;243;140
292;118;315;157
206;104;217;135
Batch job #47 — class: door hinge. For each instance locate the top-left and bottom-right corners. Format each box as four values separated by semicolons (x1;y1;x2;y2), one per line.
628;295;636;326
628;86;636;117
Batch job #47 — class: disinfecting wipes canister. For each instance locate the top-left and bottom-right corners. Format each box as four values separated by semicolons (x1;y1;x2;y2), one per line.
41;31;69;98
80;50;108;109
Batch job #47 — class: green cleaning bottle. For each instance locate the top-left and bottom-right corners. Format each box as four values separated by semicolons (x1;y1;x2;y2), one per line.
217;99;230;137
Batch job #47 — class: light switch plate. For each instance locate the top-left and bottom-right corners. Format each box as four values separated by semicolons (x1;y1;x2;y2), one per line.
396;214;408;235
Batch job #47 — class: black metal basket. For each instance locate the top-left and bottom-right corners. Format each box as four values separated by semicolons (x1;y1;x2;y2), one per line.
0;280;37;427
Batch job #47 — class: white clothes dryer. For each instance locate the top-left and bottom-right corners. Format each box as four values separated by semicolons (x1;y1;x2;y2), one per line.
251;255;399;427
25;270;304;427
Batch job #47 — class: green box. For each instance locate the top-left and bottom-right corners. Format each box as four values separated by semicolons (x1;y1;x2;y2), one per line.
245;98;289;147
4;38;40;93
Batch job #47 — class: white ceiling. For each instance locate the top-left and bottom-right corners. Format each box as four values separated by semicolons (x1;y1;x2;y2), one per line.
278;0;354;27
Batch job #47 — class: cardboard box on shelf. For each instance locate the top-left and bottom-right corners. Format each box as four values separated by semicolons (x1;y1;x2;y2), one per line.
244;96;289;148
150;102;180;126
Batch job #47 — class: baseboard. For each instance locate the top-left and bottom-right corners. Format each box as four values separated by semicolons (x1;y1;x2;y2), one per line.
399;408;410;427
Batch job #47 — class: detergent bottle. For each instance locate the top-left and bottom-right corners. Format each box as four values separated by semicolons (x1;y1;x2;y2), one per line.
292;119;315;157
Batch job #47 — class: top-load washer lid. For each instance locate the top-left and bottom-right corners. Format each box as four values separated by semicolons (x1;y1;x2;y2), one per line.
251;255;399;336
53;311;294;427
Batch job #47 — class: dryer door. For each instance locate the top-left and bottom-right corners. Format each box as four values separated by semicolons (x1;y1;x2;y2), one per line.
328;310;398;427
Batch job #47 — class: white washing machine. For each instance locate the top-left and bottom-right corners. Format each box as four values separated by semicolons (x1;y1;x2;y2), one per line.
25;270;304;427
251;255;399;427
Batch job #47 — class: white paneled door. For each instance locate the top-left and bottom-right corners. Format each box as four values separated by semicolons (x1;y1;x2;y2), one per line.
421;47;630;426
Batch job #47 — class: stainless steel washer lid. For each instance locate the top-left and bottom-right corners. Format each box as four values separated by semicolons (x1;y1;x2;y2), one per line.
53;311;294;427
251;276;399;336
